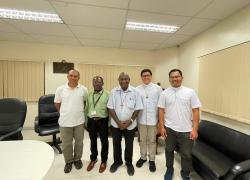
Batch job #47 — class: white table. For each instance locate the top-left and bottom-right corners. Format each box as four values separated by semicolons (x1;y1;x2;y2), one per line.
0;140;54;180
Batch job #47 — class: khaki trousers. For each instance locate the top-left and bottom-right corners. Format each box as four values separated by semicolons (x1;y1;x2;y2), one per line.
60;124;84;163
138;124;157;161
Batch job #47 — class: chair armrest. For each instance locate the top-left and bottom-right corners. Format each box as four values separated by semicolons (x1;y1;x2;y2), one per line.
34;116;39;133
224;159;250;180
0;127;23;141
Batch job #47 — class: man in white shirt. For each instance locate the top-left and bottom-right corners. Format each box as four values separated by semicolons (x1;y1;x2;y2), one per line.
158;69;201;180
136;69;162;172
107;72;143;176
54;69;88;173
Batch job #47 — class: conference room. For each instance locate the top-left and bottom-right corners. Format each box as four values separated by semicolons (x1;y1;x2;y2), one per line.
1;0;250;180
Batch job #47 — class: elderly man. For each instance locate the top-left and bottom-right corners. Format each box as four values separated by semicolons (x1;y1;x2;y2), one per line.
54;69;88;173
85;76;109;173
107;72;143;176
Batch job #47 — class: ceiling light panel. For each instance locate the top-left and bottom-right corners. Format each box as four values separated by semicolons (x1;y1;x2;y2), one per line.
0;8;63;23
126;21;179;33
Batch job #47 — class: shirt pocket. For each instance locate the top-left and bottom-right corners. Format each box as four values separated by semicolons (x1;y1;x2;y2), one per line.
179;96;191;107
126;98;135;109
146;100;157;113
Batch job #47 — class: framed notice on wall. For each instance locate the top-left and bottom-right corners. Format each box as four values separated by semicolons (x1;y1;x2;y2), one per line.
53;62;74;74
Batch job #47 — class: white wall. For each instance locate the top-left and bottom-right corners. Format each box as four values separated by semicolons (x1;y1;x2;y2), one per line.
45;62;70;94
154;47;179;89
0;41;155;65
178;5;250;130
179;5;250;91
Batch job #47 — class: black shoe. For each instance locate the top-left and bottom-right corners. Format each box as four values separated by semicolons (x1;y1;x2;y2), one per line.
181;170;191;180
126;163;135;176
149;161;156;172
136;158;147;168
109;162;123;173
64;162;73;173
74;160;83;170
164;168;174;180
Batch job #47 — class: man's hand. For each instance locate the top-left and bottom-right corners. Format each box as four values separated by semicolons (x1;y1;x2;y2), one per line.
159;125;167;138
158;108;167;138
84;122;89;131
122;120;132;129
189;129;198;140
117;121;126;130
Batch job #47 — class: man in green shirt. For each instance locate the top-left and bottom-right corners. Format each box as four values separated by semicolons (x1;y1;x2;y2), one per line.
85;76;109;173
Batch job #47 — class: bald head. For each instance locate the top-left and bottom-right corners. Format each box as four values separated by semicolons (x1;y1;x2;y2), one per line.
118;72;130;90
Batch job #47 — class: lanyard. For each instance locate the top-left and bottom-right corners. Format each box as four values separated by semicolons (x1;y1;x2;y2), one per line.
143;86;149;99
93;90;104;108
120;90;128;107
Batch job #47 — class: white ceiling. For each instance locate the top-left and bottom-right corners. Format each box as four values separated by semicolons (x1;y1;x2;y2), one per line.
0;0;249;50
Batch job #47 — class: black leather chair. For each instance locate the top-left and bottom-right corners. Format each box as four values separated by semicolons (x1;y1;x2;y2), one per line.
34;94;62;153
192;120;250;180
0;98;27;141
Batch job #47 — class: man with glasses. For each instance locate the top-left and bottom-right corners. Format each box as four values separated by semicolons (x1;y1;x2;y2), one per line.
158;69;201;180
136;69;162;172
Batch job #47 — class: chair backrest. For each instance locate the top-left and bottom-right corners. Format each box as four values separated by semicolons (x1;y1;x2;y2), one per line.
38;94;59;125
198;120;250;162
0;98;27;139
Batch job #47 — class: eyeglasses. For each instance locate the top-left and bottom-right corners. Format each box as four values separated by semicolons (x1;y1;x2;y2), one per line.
169;75;181;79
142;74;151;77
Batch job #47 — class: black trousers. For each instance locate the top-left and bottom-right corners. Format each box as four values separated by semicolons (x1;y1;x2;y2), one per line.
165;127;194;176
111;126;135;165
88;117;109;163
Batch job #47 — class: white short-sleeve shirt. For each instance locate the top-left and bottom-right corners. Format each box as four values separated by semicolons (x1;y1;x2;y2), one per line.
107;85;144;130
136;83;162;126
54;83;88;127
157;86;201;132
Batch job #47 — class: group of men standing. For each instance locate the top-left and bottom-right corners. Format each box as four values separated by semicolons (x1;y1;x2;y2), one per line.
54;68;201;180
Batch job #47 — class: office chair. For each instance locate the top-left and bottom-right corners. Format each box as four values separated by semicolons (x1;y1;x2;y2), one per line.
0;98;27;141
34;94;62;153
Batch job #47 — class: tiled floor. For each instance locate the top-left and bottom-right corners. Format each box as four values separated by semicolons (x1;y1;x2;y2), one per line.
22;130;202;180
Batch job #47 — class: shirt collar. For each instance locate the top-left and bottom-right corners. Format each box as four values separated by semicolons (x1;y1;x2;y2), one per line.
117;85;132;92
171;85;182;91
94;89;104;94
66;83;80;89
142;82;153;88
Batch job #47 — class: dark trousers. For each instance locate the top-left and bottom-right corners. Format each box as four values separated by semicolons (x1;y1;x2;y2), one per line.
165;127;194;176
88;117;109;163
111;127;135;165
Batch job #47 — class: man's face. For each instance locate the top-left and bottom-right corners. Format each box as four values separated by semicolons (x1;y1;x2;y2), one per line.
119;74;130;90
93;77;103;91
141;71;152;85
169;71;183;88
67;70;80;84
